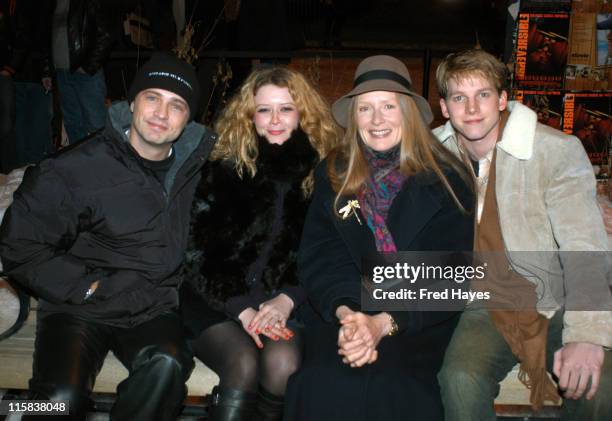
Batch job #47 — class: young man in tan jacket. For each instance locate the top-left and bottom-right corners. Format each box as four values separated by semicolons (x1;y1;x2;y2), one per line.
434;48;612;420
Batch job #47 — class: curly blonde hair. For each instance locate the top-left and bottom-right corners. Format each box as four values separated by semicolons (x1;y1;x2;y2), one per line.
211;66;342;196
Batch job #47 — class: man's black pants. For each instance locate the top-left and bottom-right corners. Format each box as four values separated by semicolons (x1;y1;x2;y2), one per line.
23;311;194;421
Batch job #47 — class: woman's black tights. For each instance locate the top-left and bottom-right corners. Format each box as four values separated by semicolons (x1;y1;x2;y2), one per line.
191;320;303;396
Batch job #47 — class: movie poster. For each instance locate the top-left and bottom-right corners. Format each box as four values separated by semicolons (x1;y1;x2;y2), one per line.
562;92;612;178
597;13;612;65
564;63;609;89
520;0;572;12
567;12;598;66
573;0;612;13
515;13;570;88
514;90;563;129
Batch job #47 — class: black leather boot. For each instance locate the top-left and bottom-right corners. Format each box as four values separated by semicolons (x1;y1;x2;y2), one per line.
112;348;191;421
207;386;257;421
254;386;284;421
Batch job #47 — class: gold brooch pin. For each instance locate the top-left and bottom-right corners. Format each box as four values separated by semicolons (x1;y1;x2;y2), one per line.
339;200;362;225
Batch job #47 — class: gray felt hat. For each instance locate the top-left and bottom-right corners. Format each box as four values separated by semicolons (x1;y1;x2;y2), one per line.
332;55;433;127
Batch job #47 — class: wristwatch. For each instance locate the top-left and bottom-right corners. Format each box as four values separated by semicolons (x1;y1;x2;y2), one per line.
387;314;399;336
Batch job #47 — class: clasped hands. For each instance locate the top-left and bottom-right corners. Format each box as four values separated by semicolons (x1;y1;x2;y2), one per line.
238;293;295;349
336;305;391;368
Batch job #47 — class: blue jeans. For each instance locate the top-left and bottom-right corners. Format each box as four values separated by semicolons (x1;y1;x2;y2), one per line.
56;69;107;144
438;308;612;420
14;82;54;166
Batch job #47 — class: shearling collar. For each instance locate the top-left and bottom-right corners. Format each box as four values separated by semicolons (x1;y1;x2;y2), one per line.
437;101;537;161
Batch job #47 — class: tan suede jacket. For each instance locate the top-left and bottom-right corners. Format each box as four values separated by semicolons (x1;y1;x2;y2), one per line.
434;101;612;348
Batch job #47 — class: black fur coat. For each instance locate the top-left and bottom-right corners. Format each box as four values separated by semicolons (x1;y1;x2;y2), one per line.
182;129;318;320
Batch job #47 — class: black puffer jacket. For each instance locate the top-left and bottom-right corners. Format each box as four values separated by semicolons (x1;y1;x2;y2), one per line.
0;101;217;327
63;0;113;74
181;130;317;329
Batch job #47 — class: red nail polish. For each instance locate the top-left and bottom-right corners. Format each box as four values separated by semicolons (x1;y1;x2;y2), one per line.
256;329;260;334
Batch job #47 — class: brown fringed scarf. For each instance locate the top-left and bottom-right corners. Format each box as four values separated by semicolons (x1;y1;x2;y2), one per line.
473;136;560;410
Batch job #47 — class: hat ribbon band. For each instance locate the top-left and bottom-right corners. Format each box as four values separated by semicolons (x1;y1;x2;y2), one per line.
353;69;412;90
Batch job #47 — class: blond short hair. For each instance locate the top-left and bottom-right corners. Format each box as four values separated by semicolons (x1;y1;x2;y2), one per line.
436;49;508;98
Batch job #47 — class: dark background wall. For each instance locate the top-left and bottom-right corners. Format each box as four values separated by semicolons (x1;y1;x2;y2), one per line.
105;0;511;123
110;0;509;54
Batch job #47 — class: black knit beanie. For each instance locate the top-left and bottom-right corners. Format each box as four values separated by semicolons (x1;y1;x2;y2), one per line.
128;52;200;120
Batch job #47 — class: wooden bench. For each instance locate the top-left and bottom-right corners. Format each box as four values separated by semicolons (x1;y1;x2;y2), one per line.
494;367;562;418
0;305;561;418
0;305;219;413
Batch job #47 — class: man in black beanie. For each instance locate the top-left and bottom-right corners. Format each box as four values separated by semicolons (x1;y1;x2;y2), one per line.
0;53;216;420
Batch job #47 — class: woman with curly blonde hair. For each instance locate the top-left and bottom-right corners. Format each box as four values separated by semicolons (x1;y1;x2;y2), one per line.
181;66;341;421
211;66;339;195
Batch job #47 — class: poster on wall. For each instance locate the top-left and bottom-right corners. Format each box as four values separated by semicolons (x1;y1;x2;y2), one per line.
572;0;612;13
519;0;572;11
515;12;570;88
562;92;612;179
567;12;598;66
565;63;610;89
514;89;563;129
597;13;612;65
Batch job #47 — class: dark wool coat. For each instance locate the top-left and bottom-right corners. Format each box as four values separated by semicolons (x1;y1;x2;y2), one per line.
181;130;318;334
285;160;475;421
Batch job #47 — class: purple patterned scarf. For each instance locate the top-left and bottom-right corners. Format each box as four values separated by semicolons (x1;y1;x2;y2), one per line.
357;145;406;252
